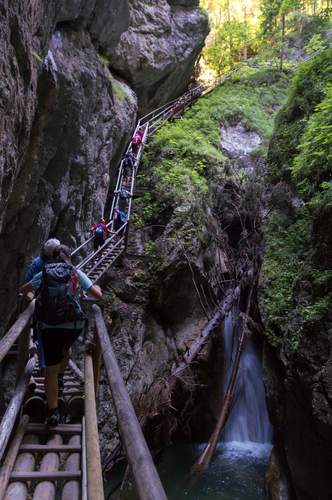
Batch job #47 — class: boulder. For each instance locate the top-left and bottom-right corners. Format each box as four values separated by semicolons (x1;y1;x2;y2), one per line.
105;0;210;115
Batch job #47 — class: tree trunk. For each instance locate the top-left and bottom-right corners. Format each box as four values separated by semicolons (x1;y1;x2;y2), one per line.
280;15;285;71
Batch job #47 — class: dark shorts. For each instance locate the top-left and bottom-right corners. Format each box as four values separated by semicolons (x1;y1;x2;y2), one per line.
123;166;132;178
41;328;82;366
115;220;124;237
94;236;104;251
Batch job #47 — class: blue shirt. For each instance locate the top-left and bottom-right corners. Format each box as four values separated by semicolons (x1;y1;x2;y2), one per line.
30;269;93;329
25;255;53;283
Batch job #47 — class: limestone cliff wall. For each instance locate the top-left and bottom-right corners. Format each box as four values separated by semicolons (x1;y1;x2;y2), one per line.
0;0;209;333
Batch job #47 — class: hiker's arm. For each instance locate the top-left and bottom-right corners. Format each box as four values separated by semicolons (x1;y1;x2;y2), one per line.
24;256;42;283
20;283;34;295
90;226;95;234
20;271;42;295
86;284;102;300
106;227;116;234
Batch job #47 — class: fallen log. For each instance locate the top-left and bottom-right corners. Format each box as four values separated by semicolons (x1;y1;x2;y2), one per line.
192;271;254;471
171;270;252;379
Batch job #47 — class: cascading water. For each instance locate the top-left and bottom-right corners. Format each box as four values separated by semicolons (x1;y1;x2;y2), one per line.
221;311;273;444
105;308;274;499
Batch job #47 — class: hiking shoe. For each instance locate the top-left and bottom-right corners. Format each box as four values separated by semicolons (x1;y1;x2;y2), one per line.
46;414;59;431
58;376;64;394
36;367;46;377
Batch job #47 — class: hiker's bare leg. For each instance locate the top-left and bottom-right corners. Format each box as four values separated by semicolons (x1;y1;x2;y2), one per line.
45;363;60;410
59;347;71;376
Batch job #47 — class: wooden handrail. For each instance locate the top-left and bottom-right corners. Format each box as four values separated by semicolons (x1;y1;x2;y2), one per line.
0;355;37;463
92;304;167;500
0;300;35;363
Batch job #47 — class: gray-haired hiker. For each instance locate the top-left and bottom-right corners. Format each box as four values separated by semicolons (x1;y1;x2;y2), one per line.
20;244;102;430
114;188;133;213
24;238;60;376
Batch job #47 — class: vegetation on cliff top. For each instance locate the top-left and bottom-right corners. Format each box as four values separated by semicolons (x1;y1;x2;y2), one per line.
261;46;332;349
135;66;290;280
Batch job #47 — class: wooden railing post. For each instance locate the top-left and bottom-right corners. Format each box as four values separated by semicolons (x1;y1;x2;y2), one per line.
84;350;104;500
93;304;167;500
124;220;130;254
15;297;33;387
92;302;103;399
0;355;37;463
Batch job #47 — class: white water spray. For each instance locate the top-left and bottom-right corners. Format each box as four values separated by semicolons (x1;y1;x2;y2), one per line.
221;312;273;444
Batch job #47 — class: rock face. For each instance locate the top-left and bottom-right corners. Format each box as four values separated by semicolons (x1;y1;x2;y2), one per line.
0;0;209;333
105;0;210;115
221;122;262;172
263;330;332;500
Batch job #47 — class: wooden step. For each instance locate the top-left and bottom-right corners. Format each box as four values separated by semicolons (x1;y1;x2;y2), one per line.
25;423;82;435
19;444;81;453
10;471;81;481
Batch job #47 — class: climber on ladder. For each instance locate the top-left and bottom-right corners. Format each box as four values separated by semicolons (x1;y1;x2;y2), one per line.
90;218;116;261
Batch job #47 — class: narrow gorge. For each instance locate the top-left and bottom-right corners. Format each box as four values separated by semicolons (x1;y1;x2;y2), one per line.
2;1;332;500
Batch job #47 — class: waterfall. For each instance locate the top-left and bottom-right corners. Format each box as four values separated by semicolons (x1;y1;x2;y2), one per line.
221;311;273;444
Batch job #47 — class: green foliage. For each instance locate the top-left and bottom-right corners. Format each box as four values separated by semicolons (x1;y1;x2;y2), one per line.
261;214;309;348
291;84;332;208
136;66;289;275
262;45;332;351
203;19;253;72
32;51;43;63
97;54;109;68
142;67;288;213
267;45;332;182
305;33;327;54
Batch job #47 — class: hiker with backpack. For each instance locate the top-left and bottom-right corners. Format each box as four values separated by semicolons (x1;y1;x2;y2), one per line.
90;218;116;261
24;238;60;376
130;128;143;155
20;244;102;430
113;207;127;243
114;187;133;213
122;153;135;185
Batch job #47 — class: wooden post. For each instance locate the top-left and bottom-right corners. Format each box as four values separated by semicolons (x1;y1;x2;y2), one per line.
0;415;29;500
92;319;102;399
0;355;37;463
16;297;32;387
33;434;62;500
0;300;35;363
81;417;87;500
0;366;6;418
3;433;39;500
61;434;81;500
124;220;130;254
84;350;104;500
93;304;168;500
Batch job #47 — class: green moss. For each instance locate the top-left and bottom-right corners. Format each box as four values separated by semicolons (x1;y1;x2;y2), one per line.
262;47;332;350
136;66;289;270
266;46;332;183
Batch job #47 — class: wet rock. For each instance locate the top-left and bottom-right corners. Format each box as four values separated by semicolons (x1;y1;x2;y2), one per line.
265;438;297;500
263;331;332;500
221;122;261;172
106;0;210;115
0;26;137;335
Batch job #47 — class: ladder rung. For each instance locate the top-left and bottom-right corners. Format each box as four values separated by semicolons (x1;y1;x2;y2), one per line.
19;444;82;453
10;471;81;481
26;423;82;434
